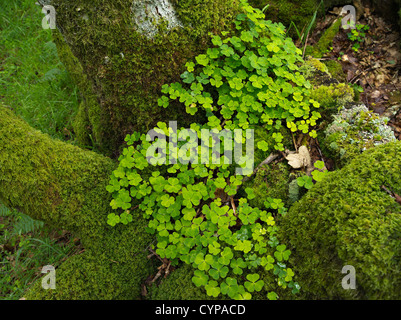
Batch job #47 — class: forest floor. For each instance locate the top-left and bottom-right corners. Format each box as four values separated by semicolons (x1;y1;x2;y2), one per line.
1;0;401;300
308;3;401;139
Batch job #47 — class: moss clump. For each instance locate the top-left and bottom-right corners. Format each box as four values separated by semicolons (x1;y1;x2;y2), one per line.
149;264;212;300
300;57;329;78
26;248;156;300
299;57;337;87
323;104;396;168
310;83;355;116
279;141;401;299
324;60;347;83
305;18;342;58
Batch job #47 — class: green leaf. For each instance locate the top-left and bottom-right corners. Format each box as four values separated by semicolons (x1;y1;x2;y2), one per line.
192;270;209;287
257;140;269;151
296;176;313;189
230;258;247;275
205;280;221;297
196;54;210;66
245;274;264;292
314;160;325;170
186;61;195;72
107;213;120;226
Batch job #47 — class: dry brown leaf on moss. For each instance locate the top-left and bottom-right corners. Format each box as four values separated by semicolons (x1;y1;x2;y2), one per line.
285;145;312;169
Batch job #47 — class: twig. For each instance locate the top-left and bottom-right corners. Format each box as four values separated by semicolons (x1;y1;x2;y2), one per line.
148;247;164;263
381;185;401;205
230;197;237;215
350;67;375;84
291;132;298;152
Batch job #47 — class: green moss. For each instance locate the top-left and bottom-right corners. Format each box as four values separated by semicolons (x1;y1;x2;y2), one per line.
0;106;156;299
245;162;292;209
299;57;336;87
324;60;346;83
52;30;105;150
279;141;401;299
305;18;342;58
73;101;92;147
306;58;329;73
25;249;157;300
310;83;355;116
149;264;212;300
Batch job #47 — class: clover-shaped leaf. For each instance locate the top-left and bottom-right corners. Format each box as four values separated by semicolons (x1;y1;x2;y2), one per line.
107;213;120;226
218;247;234;266
205;280;221;298
120;211;133;225
230;258;247;275
164;177;182;193
161;194;175;207
209;262;229;280
244;273;264;292
234;240;253;253
194;252;214;271
296;175;314;189
261;255;275;271
274;244;291;261
208;241;221;255
192;270;209;287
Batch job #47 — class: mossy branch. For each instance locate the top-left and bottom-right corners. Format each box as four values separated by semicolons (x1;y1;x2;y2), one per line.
0;105;115;241
0;105;161;299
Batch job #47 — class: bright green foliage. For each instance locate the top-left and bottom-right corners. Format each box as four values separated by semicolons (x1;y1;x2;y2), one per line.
107;125;299;299
296;175;314;190
296;161;329;191
107;1;303;300
311;162;328;182
280;141;401;299
159;0;321;151
347;24;369;52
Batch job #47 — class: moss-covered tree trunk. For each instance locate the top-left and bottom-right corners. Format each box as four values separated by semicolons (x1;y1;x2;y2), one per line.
49;0;241;156
0;105;155;299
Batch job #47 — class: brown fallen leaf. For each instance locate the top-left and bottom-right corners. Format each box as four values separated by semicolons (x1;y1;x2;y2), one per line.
285;146;312;169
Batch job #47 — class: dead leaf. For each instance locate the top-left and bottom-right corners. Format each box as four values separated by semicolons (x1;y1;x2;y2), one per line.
285;146;312;169
371;90;381;99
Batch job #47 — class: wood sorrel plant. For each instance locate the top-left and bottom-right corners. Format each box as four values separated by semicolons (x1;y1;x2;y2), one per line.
158;0;321;146
106;0;316;300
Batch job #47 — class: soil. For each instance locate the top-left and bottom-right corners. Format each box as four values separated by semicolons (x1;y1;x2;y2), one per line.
308;3;401;140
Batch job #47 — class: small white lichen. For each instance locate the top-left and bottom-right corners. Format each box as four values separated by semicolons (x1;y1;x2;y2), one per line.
131;0;183;38
326;104;396;146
